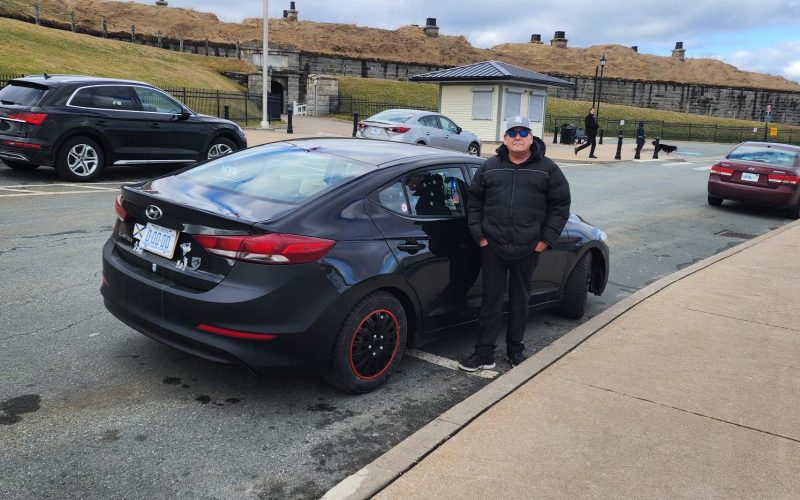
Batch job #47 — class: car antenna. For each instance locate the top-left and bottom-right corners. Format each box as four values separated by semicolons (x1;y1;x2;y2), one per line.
43;73;50;79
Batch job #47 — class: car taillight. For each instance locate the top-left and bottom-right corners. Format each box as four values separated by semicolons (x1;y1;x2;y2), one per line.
385;126;411;133
7;112;48;126
196;324;277;340
357;121;367;129
114;194;130;222
1;140;42;150
768;174;800;185
191;233;336;264
710;164;734;176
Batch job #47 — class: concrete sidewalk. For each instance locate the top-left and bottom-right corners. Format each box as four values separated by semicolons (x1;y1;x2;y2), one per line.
325;220;800;499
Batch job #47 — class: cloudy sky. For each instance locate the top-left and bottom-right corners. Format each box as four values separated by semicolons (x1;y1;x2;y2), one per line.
136;0;800;82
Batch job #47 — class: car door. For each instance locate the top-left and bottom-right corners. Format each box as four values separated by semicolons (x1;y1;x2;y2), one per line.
130;86;211;162
438;115;469;153
465;164;567;302
68;85;148;161
365;164;482;333
417;115;447;148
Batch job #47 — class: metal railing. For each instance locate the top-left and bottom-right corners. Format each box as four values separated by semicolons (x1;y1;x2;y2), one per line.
329;96;437;117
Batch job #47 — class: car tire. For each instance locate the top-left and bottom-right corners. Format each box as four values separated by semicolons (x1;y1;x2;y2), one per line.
558;252;592;319
55;136;105;182
708;195;723;206
325;291;407;393
467;142;480;156
787;203;800;220
2;160;39;171
206;137;237;160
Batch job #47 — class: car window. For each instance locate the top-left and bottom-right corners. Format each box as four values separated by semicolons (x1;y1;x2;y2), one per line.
418;115;440;128
132;87;184;114
71;86;138;111
727;145;799;168
369;110;414;123
439;117;459;134
405;166;466;217
177;146;373;204
0;83;46;106
377;182;409;214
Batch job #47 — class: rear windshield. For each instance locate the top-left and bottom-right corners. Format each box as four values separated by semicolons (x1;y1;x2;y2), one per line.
727;145;799;167
177;145;374;204
369;110;414;123
0;83;46;106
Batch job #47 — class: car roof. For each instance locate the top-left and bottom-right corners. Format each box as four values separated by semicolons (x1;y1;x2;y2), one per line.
264;137;473;166
736;141;800;152
10;75;151;88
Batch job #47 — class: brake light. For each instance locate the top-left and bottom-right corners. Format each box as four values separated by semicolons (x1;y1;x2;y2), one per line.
196;324;277;340
191;233;336;264
710;164;733;176
768;174;800;185
7;112;48;126
1;140;42;150
357;121;367;129
385;126;411;133
114;194;130;222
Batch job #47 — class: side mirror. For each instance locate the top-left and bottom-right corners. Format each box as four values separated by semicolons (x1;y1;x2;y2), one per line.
174;110;191;121
456;126;463;134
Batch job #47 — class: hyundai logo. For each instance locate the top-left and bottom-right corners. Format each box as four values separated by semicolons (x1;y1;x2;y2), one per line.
145;205;163;220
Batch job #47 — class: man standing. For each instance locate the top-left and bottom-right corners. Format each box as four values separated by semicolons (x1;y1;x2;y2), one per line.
459;116;571;371
574;107;598;158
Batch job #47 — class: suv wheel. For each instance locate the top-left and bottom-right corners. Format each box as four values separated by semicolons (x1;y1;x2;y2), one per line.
206;137;237;160
56;137;105;182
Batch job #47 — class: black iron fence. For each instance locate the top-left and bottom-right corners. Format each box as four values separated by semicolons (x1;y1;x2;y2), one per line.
547;115;800;145
0;76;281;125
329;96;437;117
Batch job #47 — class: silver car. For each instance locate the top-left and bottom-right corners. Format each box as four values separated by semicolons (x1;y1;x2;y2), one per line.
357;109;481;156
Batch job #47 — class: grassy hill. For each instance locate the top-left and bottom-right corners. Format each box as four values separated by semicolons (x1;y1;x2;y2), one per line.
0;17;255;90
2;0;798;91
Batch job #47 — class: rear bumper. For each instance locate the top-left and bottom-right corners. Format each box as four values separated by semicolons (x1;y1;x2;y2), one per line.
708;176;799;209
100;238;345;375
0;137;54;166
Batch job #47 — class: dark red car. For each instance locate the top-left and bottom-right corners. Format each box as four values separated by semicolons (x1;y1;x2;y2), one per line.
708;142;800;219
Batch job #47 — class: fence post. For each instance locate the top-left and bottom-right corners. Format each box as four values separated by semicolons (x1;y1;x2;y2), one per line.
653;137;660;159
352;112;359;137
182;88;187;105
34;3;40;25
599;128;604;145
287;108;294;134
244;89;249;126
223;104;229;120
216;90;220;117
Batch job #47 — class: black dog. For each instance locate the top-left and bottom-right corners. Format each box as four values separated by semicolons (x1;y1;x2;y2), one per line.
652;140;678;155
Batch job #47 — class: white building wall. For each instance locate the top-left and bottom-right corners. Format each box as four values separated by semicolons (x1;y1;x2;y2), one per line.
439;84;500;143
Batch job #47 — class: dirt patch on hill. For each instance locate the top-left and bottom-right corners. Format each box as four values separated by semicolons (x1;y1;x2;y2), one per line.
3;0;799;92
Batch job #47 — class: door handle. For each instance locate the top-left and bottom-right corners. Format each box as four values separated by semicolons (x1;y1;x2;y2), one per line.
397;241;426;253
94;120;107;126
150;123;160;128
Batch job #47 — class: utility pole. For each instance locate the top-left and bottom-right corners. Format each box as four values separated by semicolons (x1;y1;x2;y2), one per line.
260;0;270;129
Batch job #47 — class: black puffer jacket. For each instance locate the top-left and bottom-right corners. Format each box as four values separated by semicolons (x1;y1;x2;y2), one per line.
467;137;571;260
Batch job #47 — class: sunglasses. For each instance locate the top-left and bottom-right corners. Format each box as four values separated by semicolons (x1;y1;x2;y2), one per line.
506;129;530;138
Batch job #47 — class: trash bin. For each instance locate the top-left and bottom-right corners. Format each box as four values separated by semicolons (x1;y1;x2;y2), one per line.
560;124;577;145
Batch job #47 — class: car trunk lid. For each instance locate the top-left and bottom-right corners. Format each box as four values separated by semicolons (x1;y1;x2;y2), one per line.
718;160;790;189
0;81;49;139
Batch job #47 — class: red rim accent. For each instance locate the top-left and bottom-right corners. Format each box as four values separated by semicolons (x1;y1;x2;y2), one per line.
348;308;400;381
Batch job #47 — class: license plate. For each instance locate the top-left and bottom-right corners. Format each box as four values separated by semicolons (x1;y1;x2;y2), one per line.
369;127;382;136
741;172;759;182
135;222;179;259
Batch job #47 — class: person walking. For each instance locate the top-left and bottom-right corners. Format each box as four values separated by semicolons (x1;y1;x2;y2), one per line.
458;116;571;371
574;107;598;158
635;121;646;157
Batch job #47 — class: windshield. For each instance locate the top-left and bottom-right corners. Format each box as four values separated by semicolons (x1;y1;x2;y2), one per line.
727;145;799;167
0;83;46;106
369;110;415;123
177;144;374;204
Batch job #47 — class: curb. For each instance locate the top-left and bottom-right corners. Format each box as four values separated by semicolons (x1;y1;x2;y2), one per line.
322;218;800;500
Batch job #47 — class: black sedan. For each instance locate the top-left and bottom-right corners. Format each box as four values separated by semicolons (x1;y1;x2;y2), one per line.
101;138;609;392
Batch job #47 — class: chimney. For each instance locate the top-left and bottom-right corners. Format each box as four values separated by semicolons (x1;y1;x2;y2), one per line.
550;31;568;48
283;10;287;17
630;45;638;53
530;34;542;44
672;41;685;60
155;0;168;5
423;17;439;38
286;1;298;21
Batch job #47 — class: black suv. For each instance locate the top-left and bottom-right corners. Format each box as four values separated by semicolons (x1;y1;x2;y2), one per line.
0;75;247;181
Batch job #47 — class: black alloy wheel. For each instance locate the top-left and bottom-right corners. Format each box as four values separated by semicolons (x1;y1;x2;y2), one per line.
326;291;407;393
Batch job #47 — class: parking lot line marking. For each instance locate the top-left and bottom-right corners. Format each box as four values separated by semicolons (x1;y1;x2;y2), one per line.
0;189;118;198
0;186;37;193
662;162;687;166
406;349;499;379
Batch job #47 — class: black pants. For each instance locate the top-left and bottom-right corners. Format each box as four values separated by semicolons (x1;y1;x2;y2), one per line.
575;134;596;156
475;246;538;359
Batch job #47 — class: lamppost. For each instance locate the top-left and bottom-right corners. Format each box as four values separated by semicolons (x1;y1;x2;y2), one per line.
596;53;606;144
260;0;270;129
